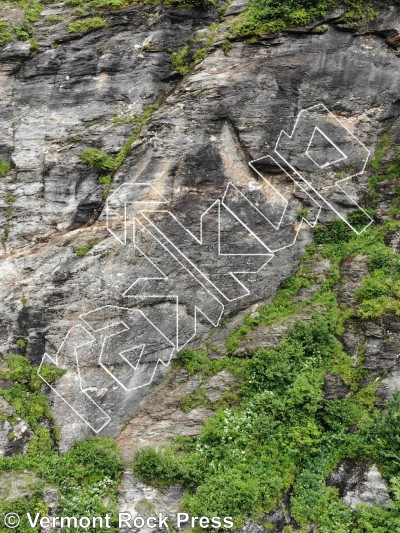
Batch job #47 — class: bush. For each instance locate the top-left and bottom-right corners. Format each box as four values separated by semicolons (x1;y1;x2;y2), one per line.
62;438;123;485
0;22;13;48
356;271;394;300
182;471;263;520
233;0;371;37
79;148;115;171
375;393;400;477
27;427;54;456
0;157;11;176
44;15;63;24
177;348;210;374
132;315;350;527
0;352;123;531
68;17;107;34
348;209;374;231
242;341;304;396
132;448;183;485
313;219;353;245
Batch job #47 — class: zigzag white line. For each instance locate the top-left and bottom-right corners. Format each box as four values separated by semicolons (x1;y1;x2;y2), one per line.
272;103;372;235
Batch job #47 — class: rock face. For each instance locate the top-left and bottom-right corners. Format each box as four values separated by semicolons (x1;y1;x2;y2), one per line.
0;6;217;245
1;0;400;436
118;472;183;532
327;460;390;510
1;2;400;529
117;367;238;463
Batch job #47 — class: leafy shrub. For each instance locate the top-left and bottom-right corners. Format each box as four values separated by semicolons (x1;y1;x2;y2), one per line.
0;157;11;176
369;247;400;273
356;271;395;300
132;448;184;486
28;427;54;456
285;314;338;358
79;148;115;171
313;219;353;245
348;209;374;231
233;0;372;37
67;17;107;34
182;471;263;521
170;45;191;75
133;315;358;527
177;348;212;374
3;353;63;387
0;21;13;47
0;496;49;533
0;354;65;431
61;438;123;485
2;386;54;430
44;15;63;24
169;0;217;8
0;438;123;530
375;393;400;477
0;352;123;531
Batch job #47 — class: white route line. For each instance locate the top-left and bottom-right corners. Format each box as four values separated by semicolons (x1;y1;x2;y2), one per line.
306;126;347;169
124;217;224;350
80;305;175;391
222;182;320;255
106;182;168;245
39;102;373;433
272;103;372;234
137;200;273;303
37;325;111;434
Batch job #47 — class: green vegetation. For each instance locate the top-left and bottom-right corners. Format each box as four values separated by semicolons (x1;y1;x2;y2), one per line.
81;102;160;195
133;314;399;529
0;0;42;49
44;15;63;24
73;238;100;256
16;338;27;350
0;157;11;177
132;136;400;530
0;353;64;432
0;206;13;243
113;103;159;168
133;311;400;530
79;148;115;171
0;353;124;532
67;16;106;34
65;0;217;8
0;437;123;532
0;21;13;47
175;348;243;377
369;136;400;216
0;0;393;53
29;38;39;51
65;0;122;7
180;387;239;413
233;0;379;37
167;0;217;7
171;45;191;74
170;23;219;75
1;2;399;529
